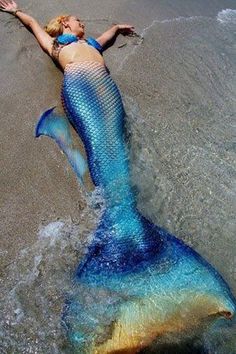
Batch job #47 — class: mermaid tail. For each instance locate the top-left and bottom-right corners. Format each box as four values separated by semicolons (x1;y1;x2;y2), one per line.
35;107;88;187
36;61;235;352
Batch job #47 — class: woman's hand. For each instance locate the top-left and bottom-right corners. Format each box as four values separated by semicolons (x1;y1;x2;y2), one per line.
117;24;135;35
0;0;18;14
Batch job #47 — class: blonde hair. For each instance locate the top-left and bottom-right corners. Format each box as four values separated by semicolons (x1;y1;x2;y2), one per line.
44;14;70;37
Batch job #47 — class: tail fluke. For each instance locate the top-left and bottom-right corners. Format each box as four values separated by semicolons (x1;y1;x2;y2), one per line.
35;107;88;186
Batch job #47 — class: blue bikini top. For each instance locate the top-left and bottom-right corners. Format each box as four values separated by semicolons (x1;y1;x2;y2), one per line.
55;33;103;54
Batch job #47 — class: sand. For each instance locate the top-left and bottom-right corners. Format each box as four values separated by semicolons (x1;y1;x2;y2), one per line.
0;0;236;351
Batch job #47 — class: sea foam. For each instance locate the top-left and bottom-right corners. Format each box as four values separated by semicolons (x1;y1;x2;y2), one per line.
217;9;236;24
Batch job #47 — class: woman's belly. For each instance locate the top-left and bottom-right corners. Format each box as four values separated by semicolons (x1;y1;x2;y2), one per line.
58;42;105;70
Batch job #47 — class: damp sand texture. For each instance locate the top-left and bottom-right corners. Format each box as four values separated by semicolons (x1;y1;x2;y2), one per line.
0;0;236;353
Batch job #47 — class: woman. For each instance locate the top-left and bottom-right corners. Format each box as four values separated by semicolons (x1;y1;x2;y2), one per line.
0;0;134;70
0;0;136;187
1;1;235;353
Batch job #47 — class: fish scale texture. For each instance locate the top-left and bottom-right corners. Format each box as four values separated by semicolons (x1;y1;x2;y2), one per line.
62;62;128;192
58;62;235;353
61;62;159;274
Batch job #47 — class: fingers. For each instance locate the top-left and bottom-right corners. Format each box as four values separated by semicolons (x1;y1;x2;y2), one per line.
119;26;135;35
0;0;8;9
123;24;135;28
0;0;17;11
119;24;135;32
0;0;14;7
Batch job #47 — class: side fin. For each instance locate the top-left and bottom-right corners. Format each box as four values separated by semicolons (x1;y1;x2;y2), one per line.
35;107;88;186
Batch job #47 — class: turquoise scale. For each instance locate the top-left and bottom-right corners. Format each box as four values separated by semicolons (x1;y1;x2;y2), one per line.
35;55;236;353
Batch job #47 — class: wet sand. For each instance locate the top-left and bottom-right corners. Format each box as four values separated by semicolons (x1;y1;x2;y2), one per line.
1;0;235;288
1;0;236;352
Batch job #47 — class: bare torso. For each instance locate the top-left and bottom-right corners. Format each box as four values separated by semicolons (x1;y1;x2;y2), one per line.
50;40;105;71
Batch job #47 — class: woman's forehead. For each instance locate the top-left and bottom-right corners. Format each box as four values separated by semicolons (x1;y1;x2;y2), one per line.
70;15;80;20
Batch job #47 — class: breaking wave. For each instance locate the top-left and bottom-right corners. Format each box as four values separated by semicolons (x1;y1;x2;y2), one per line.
217;9;236;25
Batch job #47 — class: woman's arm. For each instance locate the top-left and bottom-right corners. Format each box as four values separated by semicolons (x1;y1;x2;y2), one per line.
0;0;53;55
96;24;135;48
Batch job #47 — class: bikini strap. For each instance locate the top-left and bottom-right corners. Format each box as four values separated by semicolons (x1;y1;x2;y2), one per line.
86;37;103;54
51;35;103;62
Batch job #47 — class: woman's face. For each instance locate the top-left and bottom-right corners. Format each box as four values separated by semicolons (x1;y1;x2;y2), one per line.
64;16;85;37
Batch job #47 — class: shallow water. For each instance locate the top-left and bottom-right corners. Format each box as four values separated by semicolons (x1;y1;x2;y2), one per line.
0;195;102;353
117;9;236;294
1;4;236;354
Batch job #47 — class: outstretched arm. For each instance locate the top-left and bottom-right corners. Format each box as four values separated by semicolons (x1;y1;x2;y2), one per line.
96;24;135;49
0;0;53;55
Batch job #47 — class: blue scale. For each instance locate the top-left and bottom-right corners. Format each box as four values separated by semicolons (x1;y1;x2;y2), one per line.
56;33;103;53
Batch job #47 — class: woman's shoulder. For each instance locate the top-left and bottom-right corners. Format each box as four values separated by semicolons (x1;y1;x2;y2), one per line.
86;37;103;53
50;35;78;61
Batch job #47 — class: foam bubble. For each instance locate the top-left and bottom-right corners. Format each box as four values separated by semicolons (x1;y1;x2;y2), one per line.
38;220;65;236
217;9;236;25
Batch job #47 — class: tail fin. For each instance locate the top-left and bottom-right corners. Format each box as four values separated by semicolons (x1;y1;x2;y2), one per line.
35;107;88;187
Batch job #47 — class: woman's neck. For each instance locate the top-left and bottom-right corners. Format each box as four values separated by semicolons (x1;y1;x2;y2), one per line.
62;30;84;40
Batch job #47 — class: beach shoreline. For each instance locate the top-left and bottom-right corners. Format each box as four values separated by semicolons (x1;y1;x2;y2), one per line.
1;0;236;352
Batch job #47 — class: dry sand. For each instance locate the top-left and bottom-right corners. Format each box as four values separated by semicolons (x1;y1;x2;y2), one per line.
1;0;236;296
